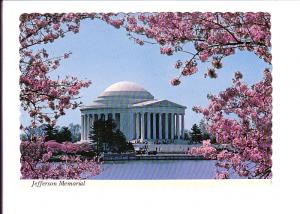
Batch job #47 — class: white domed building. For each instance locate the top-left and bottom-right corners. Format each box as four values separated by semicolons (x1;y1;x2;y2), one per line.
80;81;186;143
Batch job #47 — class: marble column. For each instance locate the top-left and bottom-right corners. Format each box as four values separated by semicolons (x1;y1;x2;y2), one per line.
91;114;95;130
88;114;91;139
88;114;92;140
171;113;175;140
136;113;140;140
146;112;151;140
115;113;119;130
82;115;85;140
81;115;84;141
133;113;136;139
85;115;88;140
165;113;169;139
129;113;134;140
159;113;163;140
153;113;156;140
176;114;179;139
181;114;185;139
141;112;145;141
118;112;120;132
86;114;89;140
169;113;174;140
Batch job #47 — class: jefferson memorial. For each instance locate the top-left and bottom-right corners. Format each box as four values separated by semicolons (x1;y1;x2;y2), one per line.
80;81;186;143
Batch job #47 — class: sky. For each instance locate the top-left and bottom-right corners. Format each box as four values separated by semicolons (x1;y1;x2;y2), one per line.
21;18;270;130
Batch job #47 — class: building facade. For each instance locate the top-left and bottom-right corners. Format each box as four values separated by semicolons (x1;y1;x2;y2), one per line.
80;81;186;142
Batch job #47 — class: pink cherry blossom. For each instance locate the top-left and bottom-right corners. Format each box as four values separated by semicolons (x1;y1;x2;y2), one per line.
102;12;271;83
191;69;272;179
215;172;229;179
21;141;100;179
189;139;217;159
170;78;181;86
160;47;173;55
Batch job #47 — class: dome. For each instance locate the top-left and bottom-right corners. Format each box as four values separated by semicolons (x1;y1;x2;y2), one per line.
103;81;146;93
88;81;154;108
99;81;154;100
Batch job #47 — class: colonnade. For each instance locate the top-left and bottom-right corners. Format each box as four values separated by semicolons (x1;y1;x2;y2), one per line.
81;111;185;142
133;112;184;142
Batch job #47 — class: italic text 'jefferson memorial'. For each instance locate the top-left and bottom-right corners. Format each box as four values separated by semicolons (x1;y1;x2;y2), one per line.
80;81;186;142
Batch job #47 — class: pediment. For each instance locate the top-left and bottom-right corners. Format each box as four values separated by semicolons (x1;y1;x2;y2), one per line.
132;100;186;109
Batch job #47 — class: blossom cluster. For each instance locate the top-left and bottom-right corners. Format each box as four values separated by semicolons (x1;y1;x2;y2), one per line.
44;140;93;154
189;139;217;159
101;12;271;84
19;14;98;128
191;69;272;179
20;141;100;179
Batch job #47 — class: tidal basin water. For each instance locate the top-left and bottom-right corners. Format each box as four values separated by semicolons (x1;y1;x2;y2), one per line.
91;160;241;180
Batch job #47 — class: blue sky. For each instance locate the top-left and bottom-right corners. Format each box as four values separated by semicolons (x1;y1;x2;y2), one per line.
21;18;270;130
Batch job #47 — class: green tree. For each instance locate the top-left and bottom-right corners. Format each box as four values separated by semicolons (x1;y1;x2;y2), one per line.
56;126;72;143
113;130;134;153
44;125;73;143
89;118;116;154
190;124;202;143
44;125;59;142
90;119;104;154
90;118;133;154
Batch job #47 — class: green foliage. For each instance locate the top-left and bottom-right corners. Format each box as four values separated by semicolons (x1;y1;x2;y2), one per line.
44;125;72;143
89;118;115;154
21;123;81;143
56;126;72;143
44;125;59;142
190;123;202;143
89;118;133;154
190;120;217;143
